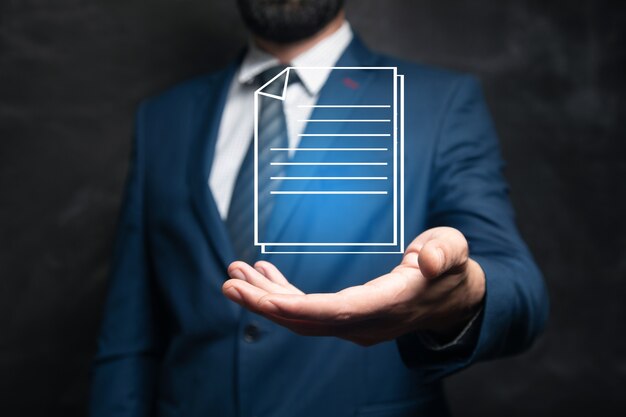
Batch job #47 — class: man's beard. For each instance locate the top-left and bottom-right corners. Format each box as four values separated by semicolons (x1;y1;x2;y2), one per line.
237;0;345;44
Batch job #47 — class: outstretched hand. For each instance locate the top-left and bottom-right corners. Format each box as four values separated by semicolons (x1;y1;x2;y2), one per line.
222;227;485;346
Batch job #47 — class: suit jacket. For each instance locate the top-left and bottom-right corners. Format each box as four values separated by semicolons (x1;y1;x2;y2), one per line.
90;36;549;417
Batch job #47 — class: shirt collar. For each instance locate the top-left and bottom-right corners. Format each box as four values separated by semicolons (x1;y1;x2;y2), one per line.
237;21;354;96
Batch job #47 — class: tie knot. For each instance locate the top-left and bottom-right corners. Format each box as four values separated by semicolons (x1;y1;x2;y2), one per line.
255;65;300;90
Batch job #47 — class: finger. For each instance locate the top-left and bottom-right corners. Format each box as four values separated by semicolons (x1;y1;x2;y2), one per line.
254;261;304;294
223;281;355;336
226;271;395;323
222;279;307;325
360;270;424;307
222;278;270;314
228;261;294;294
398;249;419;270
259;292;349;321
266;283;397;323
223;279;321;320
223;278;307;318
224;283;409;344
415;228;469;279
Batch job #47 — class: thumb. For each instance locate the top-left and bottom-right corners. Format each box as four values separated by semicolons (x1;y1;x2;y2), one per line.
415;227;469;279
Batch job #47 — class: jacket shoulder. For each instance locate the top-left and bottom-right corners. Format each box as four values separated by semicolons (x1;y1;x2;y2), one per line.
139;66;233;117
376;53;479;98
142;74;215;106
132;66;234;165
378;53;475;84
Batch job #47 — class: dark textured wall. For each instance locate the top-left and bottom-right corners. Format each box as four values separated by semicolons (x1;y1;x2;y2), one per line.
1;1;624;416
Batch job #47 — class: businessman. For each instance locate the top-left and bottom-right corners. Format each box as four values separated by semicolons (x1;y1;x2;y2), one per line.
90;1;549;416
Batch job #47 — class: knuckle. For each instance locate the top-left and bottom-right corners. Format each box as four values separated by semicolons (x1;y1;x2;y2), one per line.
334;296;354;322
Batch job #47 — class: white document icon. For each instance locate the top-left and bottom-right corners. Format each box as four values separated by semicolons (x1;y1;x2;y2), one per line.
254;66;404;254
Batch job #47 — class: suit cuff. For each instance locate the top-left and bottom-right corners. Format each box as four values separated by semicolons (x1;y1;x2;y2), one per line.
417;306;484;352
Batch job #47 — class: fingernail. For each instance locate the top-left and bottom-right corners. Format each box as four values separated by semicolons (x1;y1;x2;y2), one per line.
230;268;246;281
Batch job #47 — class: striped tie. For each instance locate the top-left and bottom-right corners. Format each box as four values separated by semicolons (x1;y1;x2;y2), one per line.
226;65;297;263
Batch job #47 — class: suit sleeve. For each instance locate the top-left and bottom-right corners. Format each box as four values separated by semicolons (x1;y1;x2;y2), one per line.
89;102;162;417
397;76;549;378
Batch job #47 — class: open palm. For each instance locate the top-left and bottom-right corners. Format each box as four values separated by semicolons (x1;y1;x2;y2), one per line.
223;227;485;346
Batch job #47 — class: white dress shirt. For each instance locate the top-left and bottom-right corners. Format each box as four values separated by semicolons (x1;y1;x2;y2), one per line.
209;21;354;219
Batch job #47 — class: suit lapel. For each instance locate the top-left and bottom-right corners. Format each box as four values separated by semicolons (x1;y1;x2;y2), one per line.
189;61;239;270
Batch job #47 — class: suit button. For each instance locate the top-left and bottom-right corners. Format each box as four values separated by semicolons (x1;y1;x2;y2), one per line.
243;324;260;343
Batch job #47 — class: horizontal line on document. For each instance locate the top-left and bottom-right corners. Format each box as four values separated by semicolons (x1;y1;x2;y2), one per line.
270;162;388;166
270;148;388;151
262;251;404;254
261;242;398;246
297;104;391;108
270;191;388;195
298;119;391;123
270;176;388;180
298;133;391;137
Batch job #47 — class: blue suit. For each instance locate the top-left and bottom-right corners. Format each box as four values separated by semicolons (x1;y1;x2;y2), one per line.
90;37;548;417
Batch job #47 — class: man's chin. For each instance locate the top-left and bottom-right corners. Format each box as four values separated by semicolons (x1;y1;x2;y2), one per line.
237;0;345;44
254;28;324;45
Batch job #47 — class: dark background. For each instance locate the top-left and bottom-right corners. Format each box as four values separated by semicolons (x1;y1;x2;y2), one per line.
1;0;624;416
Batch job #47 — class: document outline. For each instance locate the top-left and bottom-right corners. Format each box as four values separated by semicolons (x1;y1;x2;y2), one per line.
254;66;405;254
